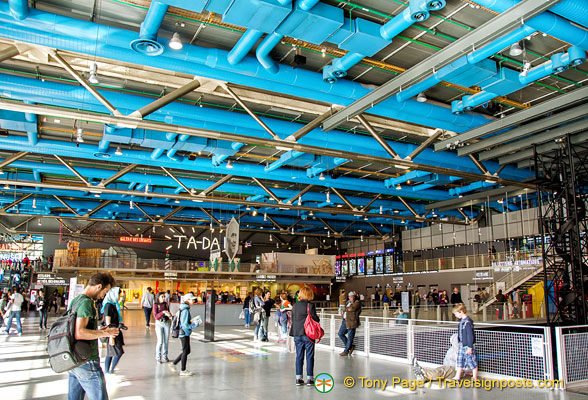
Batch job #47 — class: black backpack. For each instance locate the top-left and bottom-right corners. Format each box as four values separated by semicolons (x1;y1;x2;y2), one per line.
46;295;92;373
171;309;181;338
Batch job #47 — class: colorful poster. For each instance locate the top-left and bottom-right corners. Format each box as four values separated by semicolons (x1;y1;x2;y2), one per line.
349;259;357;275
366;258;374;275
375;256;384;274
335;260;341;276
385;255;394;274
358;258;365;274
342;260;348;276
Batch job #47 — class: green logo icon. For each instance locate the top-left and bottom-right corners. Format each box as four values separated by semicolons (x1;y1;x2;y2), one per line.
314;373;334;393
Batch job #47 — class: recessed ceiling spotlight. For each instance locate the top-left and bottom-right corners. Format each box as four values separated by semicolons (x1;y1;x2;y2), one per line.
115;147;123;156
319;172;325;180
226;160;234;169
169;32;183;50
416;92;427;102
509;42;523;56
88;62;99;84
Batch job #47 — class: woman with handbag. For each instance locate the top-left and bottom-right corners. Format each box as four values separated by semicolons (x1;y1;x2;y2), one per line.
153;292;172;363
101;286;125;374
290;287;320;386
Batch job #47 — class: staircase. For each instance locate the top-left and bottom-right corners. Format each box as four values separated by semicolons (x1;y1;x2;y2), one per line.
478;265;545;311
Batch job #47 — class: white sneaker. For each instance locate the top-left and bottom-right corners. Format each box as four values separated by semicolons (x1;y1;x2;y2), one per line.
179;369;193;376
168;363;177;373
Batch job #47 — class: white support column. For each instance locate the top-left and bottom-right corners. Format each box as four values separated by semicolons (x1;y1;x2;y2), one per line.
543;326;555;382
436;305;441;321
330;314;336;350
364;317;370;357
554;327;566;389
482;307;487;322
407;319;414;363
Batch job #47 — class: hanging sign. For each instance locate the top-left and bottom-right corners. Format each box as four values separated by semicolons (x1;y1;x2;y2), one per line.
224;217;240;262
120;237;152;243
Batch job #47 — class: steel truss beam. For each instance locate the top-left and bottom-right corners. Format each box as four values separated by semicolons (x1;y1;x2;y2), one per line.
0;99;535;189
199;175;234;196
98;163;139;188
0;151;28;170
129;79;201;119
322;0;561;131
53;195;80;217
0;192;32;213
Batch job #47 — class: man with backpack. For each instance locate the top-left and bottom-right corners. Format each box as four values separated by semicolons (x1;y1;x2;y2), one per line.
68;273;119;400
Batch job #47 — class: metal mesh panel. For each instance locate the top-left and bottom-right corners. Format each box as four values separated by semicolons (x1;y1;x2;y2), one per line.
319;314;330;345
563;332;588;383
369;320;407;359
413;324;457;365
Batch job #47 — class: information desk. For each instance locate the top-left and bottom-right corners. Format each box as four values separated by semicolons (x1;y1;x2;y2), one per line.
168;303;243;326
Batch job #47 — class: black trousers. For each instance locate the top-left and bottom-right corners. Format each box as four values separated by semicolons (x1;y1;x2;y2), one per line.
174;336;191;371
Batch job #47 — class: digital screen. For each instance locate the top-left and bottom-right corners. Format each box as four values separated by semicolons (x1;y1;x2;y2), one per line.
385;255;393;274
335;261;341;276
342;260;348;276
357;258;365;274
375;256;384;274
349;259;357;275
366;258;374;275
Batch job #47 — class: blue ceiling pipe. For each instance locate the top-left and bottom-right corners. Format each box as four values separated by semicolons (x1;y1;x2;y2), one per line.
472;0;588;50
0;4;496;134
449;181;496;197
550;0;588;31
228;29;264;65
0;73;527;181
8;0;27;20
130;1;169;56
451;46;586;114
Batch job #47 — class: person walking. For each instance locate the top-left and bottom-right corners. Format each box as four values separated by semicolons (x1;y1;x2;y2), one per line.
36;289;48;330
252;288;265;341
452;303;479;381
412;290;421;319
141;287;155;329
101;287;125;375
170;293;199;376
450;288;462;321
153;292;172;363
338;291;361;356
68;272;119;400
290;287;320;386
2;287;24;335
261;291;275;342
243;292;252;328
439;290;449;321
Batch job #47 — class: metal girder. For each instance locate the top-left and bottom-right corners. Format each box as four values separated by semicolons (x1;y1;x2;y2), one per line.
12;216;34;230
159;206;184;222
331;187;357;211
499;131;588;165
269;233;285;246
199;175;233;196
266;215;284;231
0;99;535;189
456;208;469;222
357;115;400;159
0;193;32;213
222;84;281;141
78;220;98;234
132;203;155;222
340;221;356;234
199;208;222;226
425;186;531;212
406;130;444;161
53;195;80;217
322;0;561;131
479;118;588;161
84;200;112;217
0;45;19;63
251;177;283;204
368;222;383;237
468;154;490;175
318;218;337;234
460;104;588;157
161;166;192;194
57;218;75;234
117;223;134;236
398;196;419;217
0;151;28;170
285;184;313;205
54;155;91;187
360;194;381;212
437;86;588;151
97;164;139;188
128;79;201;119
236;211;248;221
49;51;122;116
286;110;334;142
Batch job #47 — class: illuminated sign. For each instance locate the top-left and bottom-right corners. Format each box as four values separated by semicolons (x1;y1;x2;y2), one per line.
174;235;221;252
385;248;394;254
164;272;178;279
256;274;277;282
375;249;384;254
120;237;152;243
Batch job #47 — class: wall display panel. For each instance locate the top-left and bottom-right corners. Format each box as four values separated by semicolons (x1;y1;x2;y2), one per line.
385;250;393;274
357;257;365;274
366;252;374;275
375;255;384;274
342;259;348;276
335;260;341;276
349;258;357;275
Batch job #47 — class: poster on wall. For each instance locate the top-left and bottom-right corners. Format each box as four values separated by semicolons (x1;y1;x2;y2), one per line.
366;258;374;275
358;256;365;275
375;255;384;274
349;257;357;275
224;217;240;262
335;260;341;276
385;249;394;274
342;259;349;276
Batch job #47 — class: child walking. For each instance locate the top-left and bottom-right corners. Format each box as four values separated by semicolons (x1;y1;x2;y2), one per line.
452;303;478;381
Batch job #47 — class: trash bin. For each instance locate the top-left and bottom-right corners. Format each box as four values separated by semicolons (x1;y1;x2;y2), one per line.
523;294;533;318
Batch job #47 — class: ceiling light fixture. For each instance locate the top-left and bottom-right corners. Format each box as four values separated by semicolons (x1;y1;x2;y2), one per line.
0;169;3;175
94;192;100;198
88;62;99;84
326;191;330;203
379;205;383;215
38;218;42;226
269;234;272;242
145;184;149;195
174;199;180;204
319;172;325;180
297;196;302;206
76;127;84;143
416;92;427;102
264;213;267;222
226;160;234;169
309;210;314;216
32;198;36;209
509;42;523;56
521;61;531;77
321;48;326;58
364;216;368;221
115;147;123;156
252;209;258;217
396;184;402;190
246;205;251;211
169;32;183;50
129;200;134;209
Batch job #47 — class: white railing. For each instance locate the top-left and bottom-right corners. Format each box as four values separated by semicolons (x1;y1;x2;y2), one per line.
318;313;555;384
555;325;588;389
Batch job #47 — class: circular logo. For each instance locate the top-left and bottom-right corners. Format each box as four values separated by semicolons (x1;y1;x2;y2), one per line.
314;373;334;393
62;354;69;360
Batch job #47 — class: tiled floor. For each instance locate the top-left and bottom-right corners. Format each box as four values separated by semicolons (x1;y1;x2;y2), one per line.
0;309;580;399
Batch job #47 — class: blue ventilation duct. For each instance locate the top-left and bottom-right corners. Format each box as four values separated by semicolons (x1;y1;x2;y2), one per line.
130;1;169;56
550;0;588;31
8;0;27;20
228;29;264;65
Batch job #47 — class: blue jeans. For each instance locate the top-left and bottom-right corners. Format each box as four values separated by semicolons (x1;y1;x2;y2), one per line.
155;320;170;360
254;315;265;339
279;322;288;340
143;307;152;327
338;320;356;354
104;356;121;374
244;309;251;326
294;335;315;378
5;311;22;334
68;360;108;400
39;310;48;328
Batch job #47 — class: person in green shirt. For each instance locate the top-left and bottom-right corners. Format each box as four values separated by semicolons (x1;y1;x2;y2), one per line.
68;273;119;400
